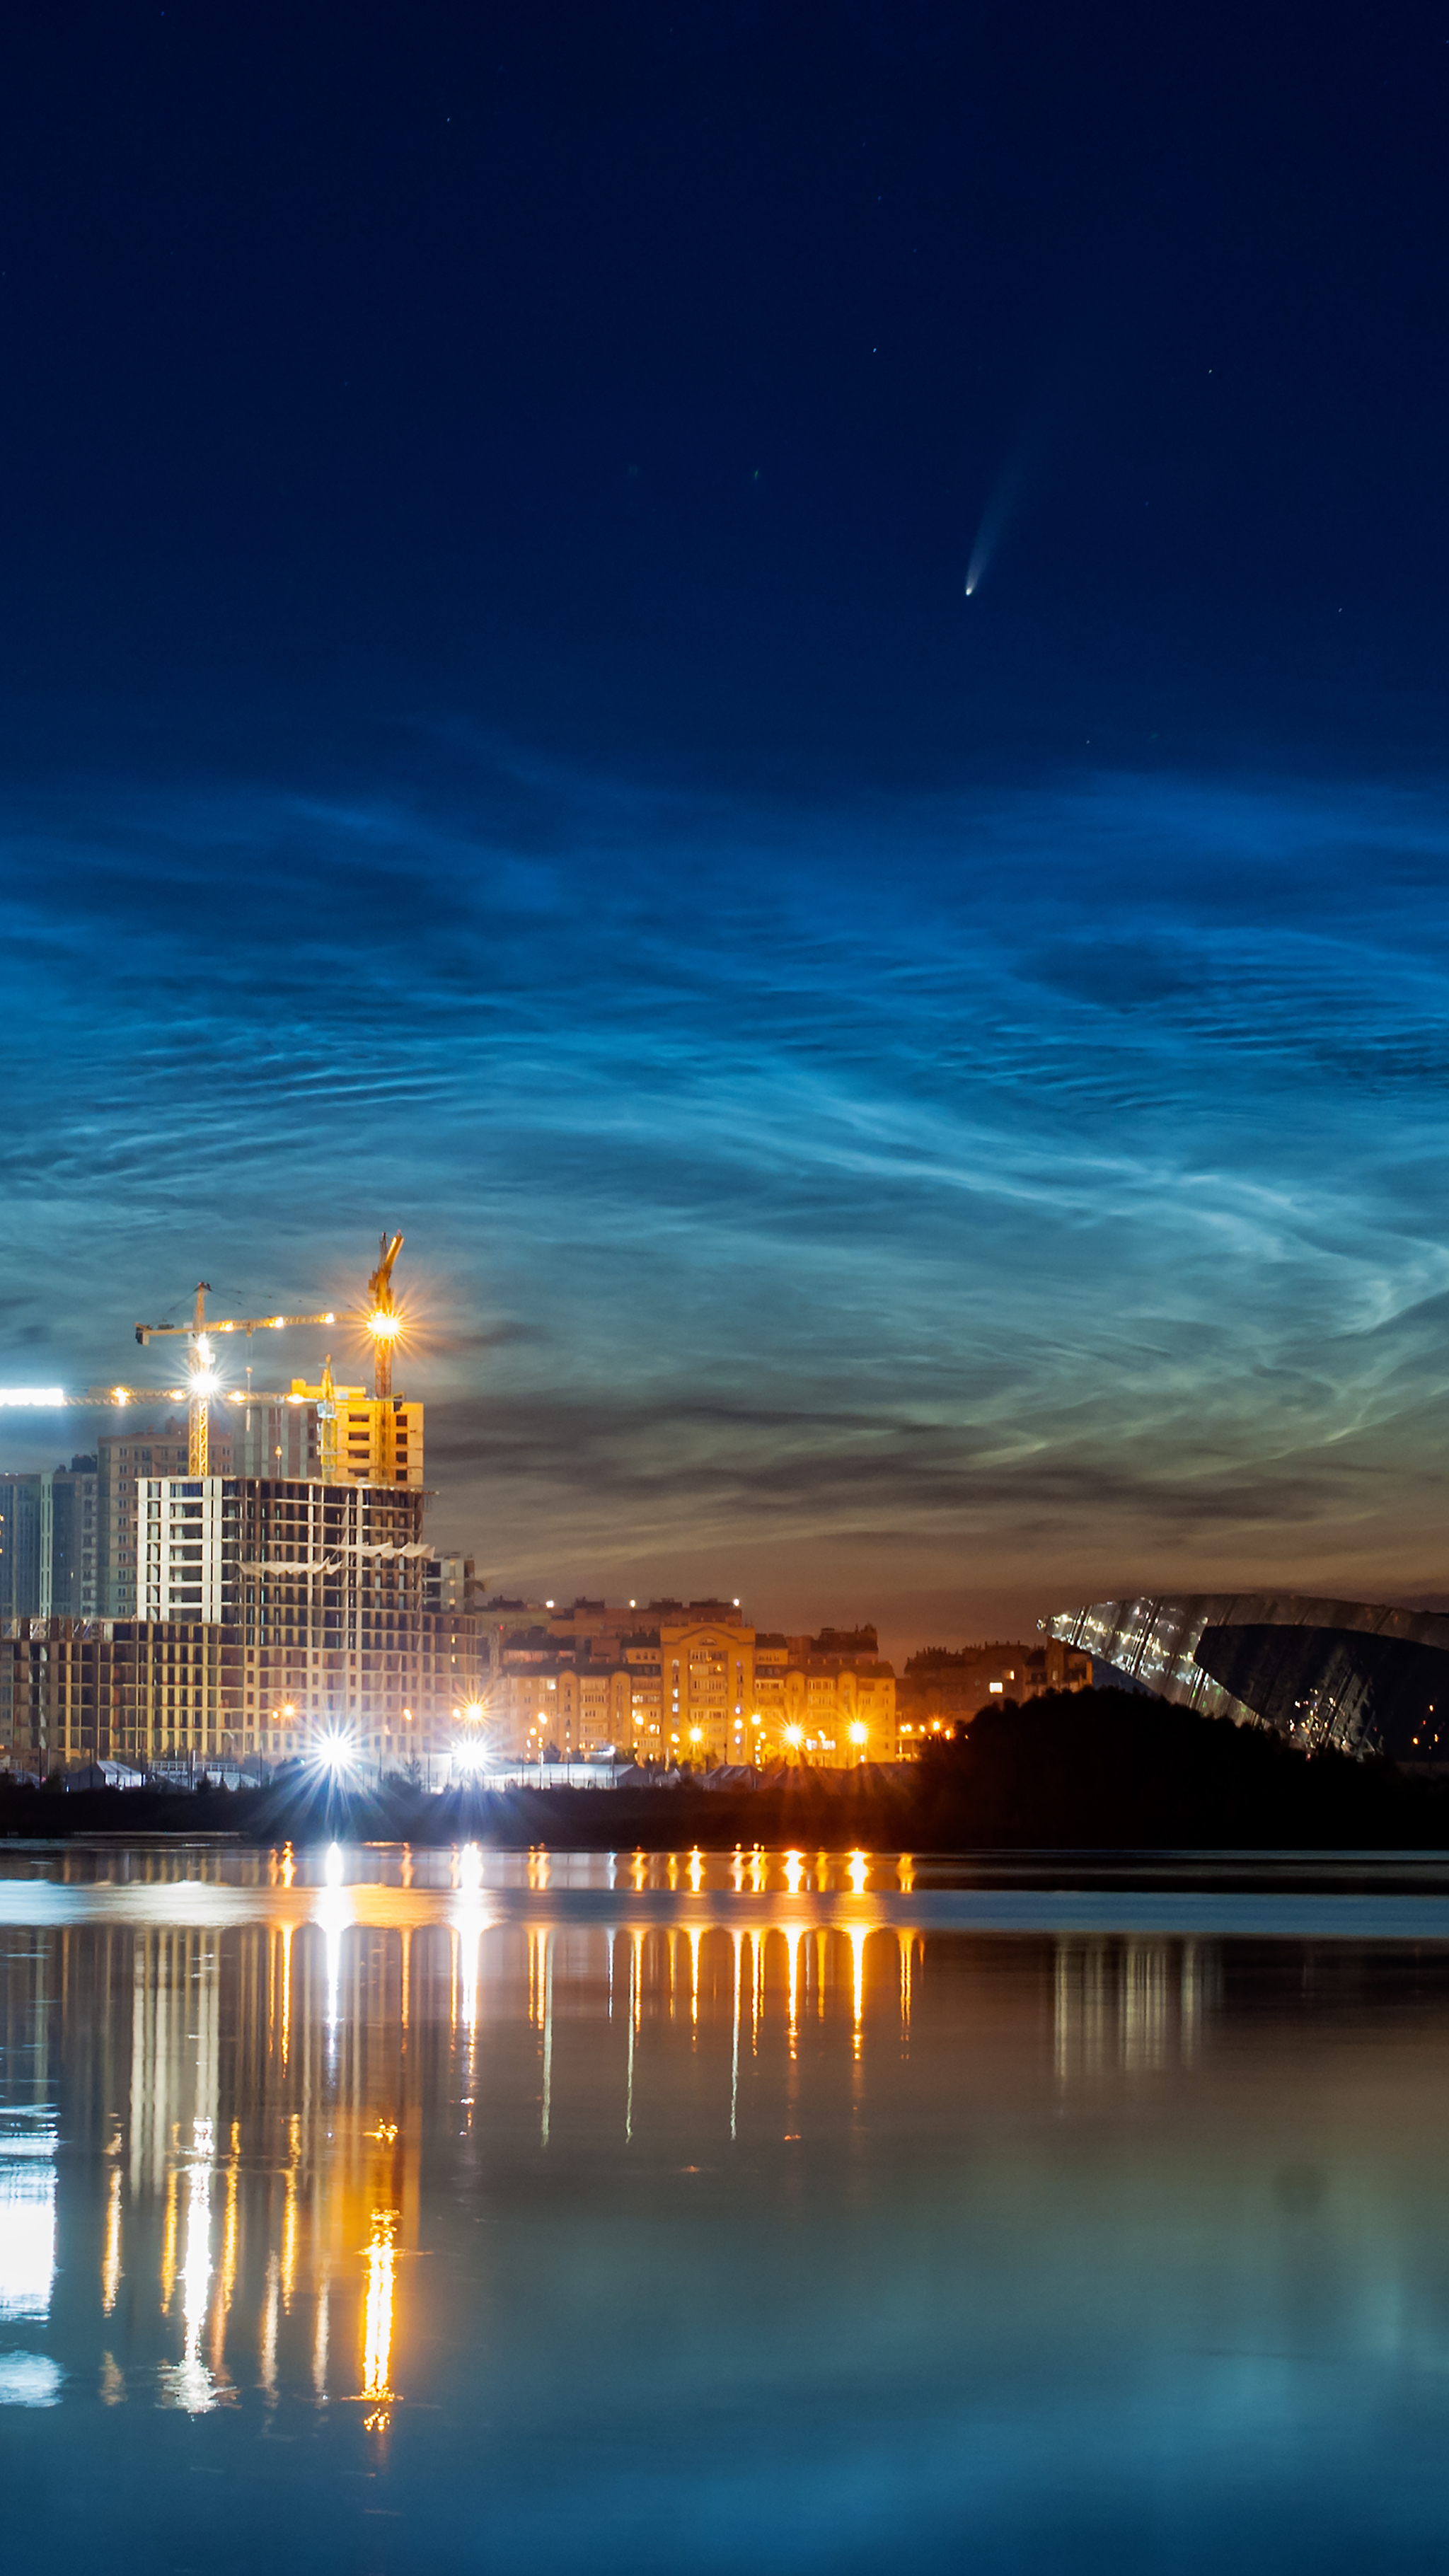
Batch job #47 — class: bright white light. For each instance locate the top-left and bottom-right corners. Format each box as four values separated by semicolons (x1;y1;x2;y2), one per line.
848;1721;869;1746
0;2128;57;2321
325;1842;345;1885
190;1372;220;1398
0;1390;65;1408
314;1735;359;1781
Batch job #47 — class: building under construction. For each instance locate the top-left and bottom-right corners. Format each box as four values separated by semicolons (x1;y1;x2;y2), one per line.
0;1235;483;1779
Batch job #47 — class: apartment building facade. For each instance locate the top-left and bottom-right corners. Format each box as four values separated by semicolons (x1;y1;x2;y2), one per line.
480;1598;898;1767
0;1463;98;1619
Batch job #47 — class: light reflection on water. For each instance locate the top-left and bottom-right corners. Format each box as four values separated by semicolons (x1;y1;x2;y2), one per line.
3;1848;1449;2568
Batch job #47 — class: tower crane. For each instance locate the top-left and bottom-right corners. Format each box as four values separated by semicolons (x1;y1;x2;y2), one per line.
366;1232;404;1399
134;1281;335;1474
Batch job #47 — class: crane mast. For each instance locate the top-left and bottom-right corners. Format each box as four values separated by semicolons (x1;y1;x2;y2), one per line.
366;1232;404;1399
134;1281;336;1474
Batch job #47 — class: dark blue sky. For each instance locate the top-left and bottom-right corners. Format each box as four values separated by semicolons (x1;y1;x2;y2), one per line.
4;2;1449;1647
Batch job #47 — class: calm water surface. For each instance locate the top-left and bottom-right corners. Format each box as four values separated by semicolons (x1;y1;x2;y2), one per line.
4;1841;1449;2571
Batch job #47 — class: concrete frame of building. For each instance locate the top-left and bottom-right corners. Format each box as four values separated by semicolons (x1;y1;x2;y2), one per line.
0;1475;482;1781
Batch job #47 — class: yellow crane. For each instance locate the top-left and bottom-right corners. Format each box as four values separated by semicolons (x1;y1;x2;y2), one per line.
366;1232;405;1398
134;1281;336;1474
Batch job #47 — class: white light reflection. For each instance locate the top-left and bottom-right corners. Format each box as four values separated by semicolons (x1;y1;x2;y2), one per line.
0;2119;57;2322
101;2166;122;2316
314;1854;357;2047
158;2119;222;2413
313;2280;330;2402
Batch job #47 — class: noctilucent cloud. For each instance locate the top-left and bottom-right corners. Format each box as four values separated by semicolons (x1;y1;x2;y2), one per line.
2;5;1449;1648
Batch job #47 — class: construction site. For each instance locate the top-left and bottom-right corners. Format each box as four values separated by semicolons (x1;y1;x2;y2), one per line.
0;1237;1095;1789
0;1236;486;1786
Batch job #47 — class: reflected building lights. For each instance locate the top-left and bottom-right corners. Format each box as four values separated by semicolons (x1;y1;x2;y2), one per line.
730;1929;743;2139
0;1858;1158;2445
848;1923;867;2057
281;2115;300;2311
541;1931;554;2150
101;2165;122;2316
260;2251;279;2399
1052;1937;1219;2086
159;2118;221;2413
361;2205;398;2435
312;2277;329;2403
0;2118;57;2323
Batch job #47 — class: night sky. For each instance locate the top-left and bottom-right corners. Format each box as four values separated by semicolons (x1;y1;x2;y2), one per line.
4;3;1449;1650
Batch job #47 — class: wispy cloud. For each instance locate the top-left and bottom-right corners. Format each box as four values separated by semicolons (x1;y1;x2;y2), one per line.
4;745;1449;1641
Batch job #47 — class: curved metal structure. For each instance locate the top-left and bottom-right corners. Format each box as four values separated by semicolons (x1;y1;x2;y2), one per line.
1042;1593;1449;1762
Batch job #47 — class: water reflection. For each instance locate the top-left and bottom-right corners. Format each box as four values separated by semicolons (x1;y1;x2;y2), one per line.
5;1852;1449;2570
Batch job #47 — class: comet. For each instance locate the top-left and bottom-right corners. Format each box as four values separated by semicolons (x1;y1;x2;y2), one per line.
964;453;1025;598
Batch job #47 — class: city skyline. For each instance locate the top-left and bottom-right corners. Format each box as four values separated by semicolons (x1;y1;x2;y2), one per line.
4;9;1449;1645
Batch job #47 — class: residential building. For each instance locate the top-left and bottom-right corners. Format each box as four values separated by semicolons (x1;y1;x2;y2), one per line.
0;1462;98;1618
896;1636;1092;1750
0;1616;238;1775
97;1421;231;1616
479;1599;896;1769
137;1474;482;1768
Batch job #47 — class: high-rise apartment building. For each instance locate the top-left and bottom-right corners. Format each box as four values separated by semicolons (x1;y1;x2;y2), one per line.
97;1422;232;1615
0;1463;98;1619
0;1465;481;1777
135;1472;479;1766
